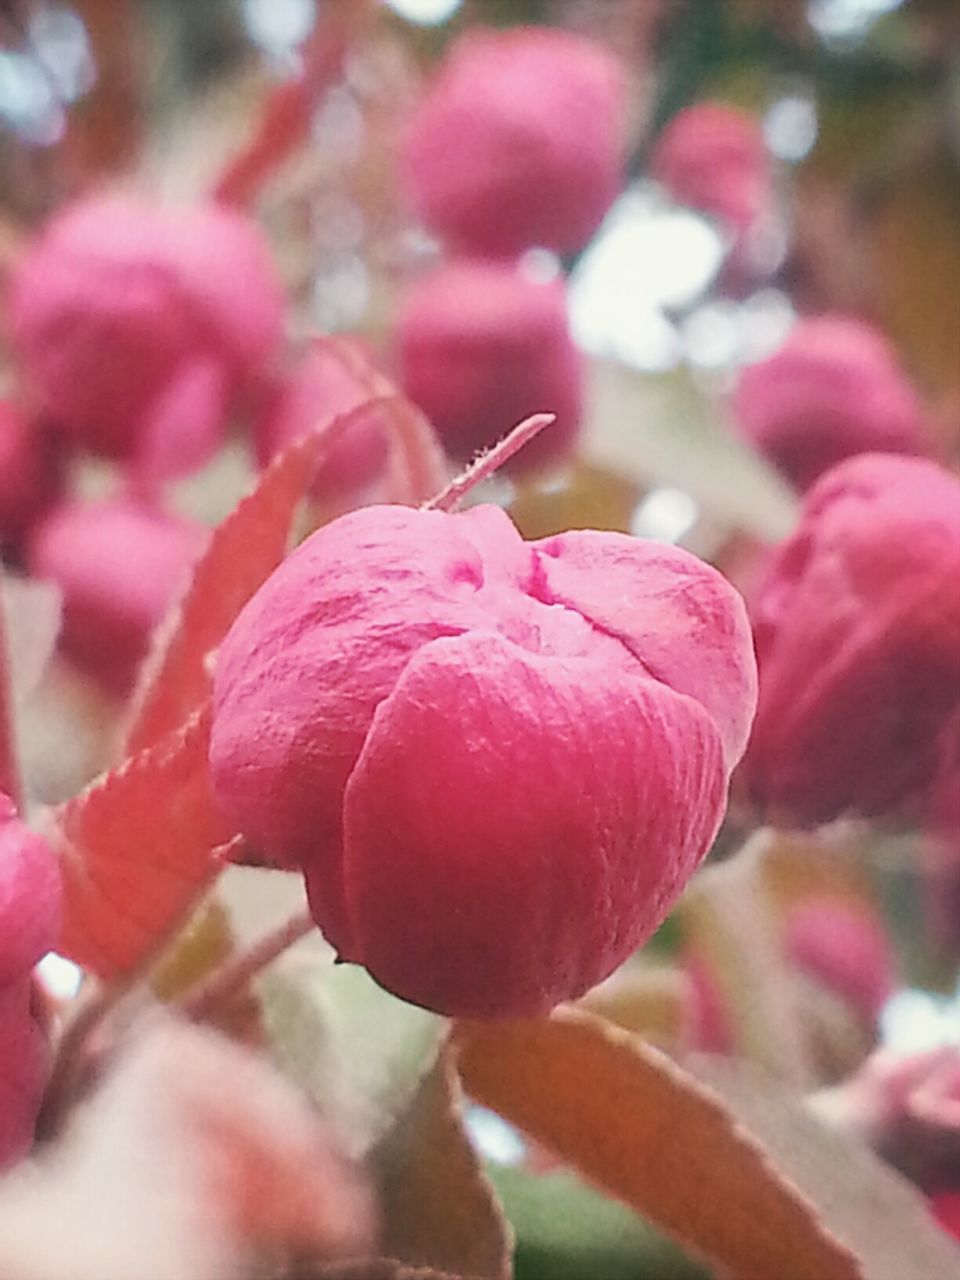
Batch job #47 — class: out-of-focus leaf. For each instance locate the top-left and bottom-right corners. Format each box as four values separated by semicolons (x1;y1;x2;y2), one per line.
124;425;335;754
864;148;960;404
63;0;142;179
760;827;876;916
692;1054;960;1280
53;706;231;979
0;576;61;712
213;0;366;207
488;1164;707;1280
371;1056;512;1280
260;951;443;1161
18;662;115;808
583;358;798;542
454;1008;859;1280
148;899;235;1003
125;394;446;755
579;966;686;1051
0;571;58;808
508;463;640;541
318;1264;481;1280
0;1018;373;1280
679;831;814;1086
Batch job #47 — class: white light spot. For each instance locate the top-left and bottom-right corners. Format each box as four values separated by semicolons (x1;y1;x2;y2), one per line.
764;95;818;162
738;289;797;361
808;0;905;41
880;988;960;1054
519;247;562;284
0;50;64;145
36;952;84;1001
30;5;95;104
383;0;464;25
466;1106;527;1166
682;302;740;370
570;187;723;373
242;0;316;55
631;487;699;544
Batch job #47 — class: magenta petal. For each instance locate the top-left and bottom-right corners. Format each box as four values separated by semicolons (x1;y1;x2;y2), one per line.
532;530;757;769
337;631;727;1018
0;980;47;1169
0;805;61;984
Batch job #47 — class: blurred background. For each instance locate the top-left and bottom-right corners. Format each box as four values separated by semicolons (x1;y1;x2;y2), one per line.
1;3;959;1275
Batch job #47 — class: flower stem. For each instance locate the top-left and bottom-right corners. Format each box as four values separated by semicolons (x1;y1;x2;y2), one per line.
424;413;556;513
180;908;316;1023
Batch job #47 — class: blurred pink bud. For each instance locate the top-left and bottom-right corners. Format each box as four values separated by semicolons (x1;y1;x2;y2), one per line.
402;27;625;257
0;401;63;551
686;898;893;1055
733;316;930;491
8;196;285;478
932;1190;960;1240
741;453;960;827
0;794;61;1168
253;337;392;509
785;900;895;1025
396;260;582;475
685;955;733;1054
651;102;771;238
28;497;209;696
210;503;756;1017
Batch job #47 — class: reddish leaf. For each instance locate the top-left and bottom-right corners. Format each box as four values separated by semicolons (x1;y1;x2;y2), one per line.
0;1018;373;1280
126;395;446;755
679;832;814;1086
455;1008;859;1280
695;1054;960;1280
213;1;368;208
372;1055;513;1280
54;706;231;979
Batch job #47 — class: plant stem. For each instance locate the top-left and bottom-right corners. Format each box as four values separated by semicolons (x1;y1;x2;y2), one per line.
424;413;556;513
180;908;316;1023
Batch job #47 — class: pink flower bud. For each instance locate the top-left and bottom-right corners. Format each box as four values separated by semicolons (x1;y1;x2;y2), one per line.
8;196;284;478
784;900;894;1025
651;102;771;238
402;27;625;257
686;898;893;1055
253;337;392;508
0;401;62;551
28;497;209;696
932;1191;960;1240
741;453;960;827
733;317;929;491
396;260;582;475
0;795;60;1167
210;503;756;1017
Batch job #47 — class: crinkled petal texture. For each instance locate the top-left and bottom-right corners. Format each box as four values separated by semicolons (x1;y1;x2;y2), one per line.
332;632;725;1017
741;453;960;826
211;503;756;1017
732;317;928;492
0;795;61;1167
402;27;625;258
